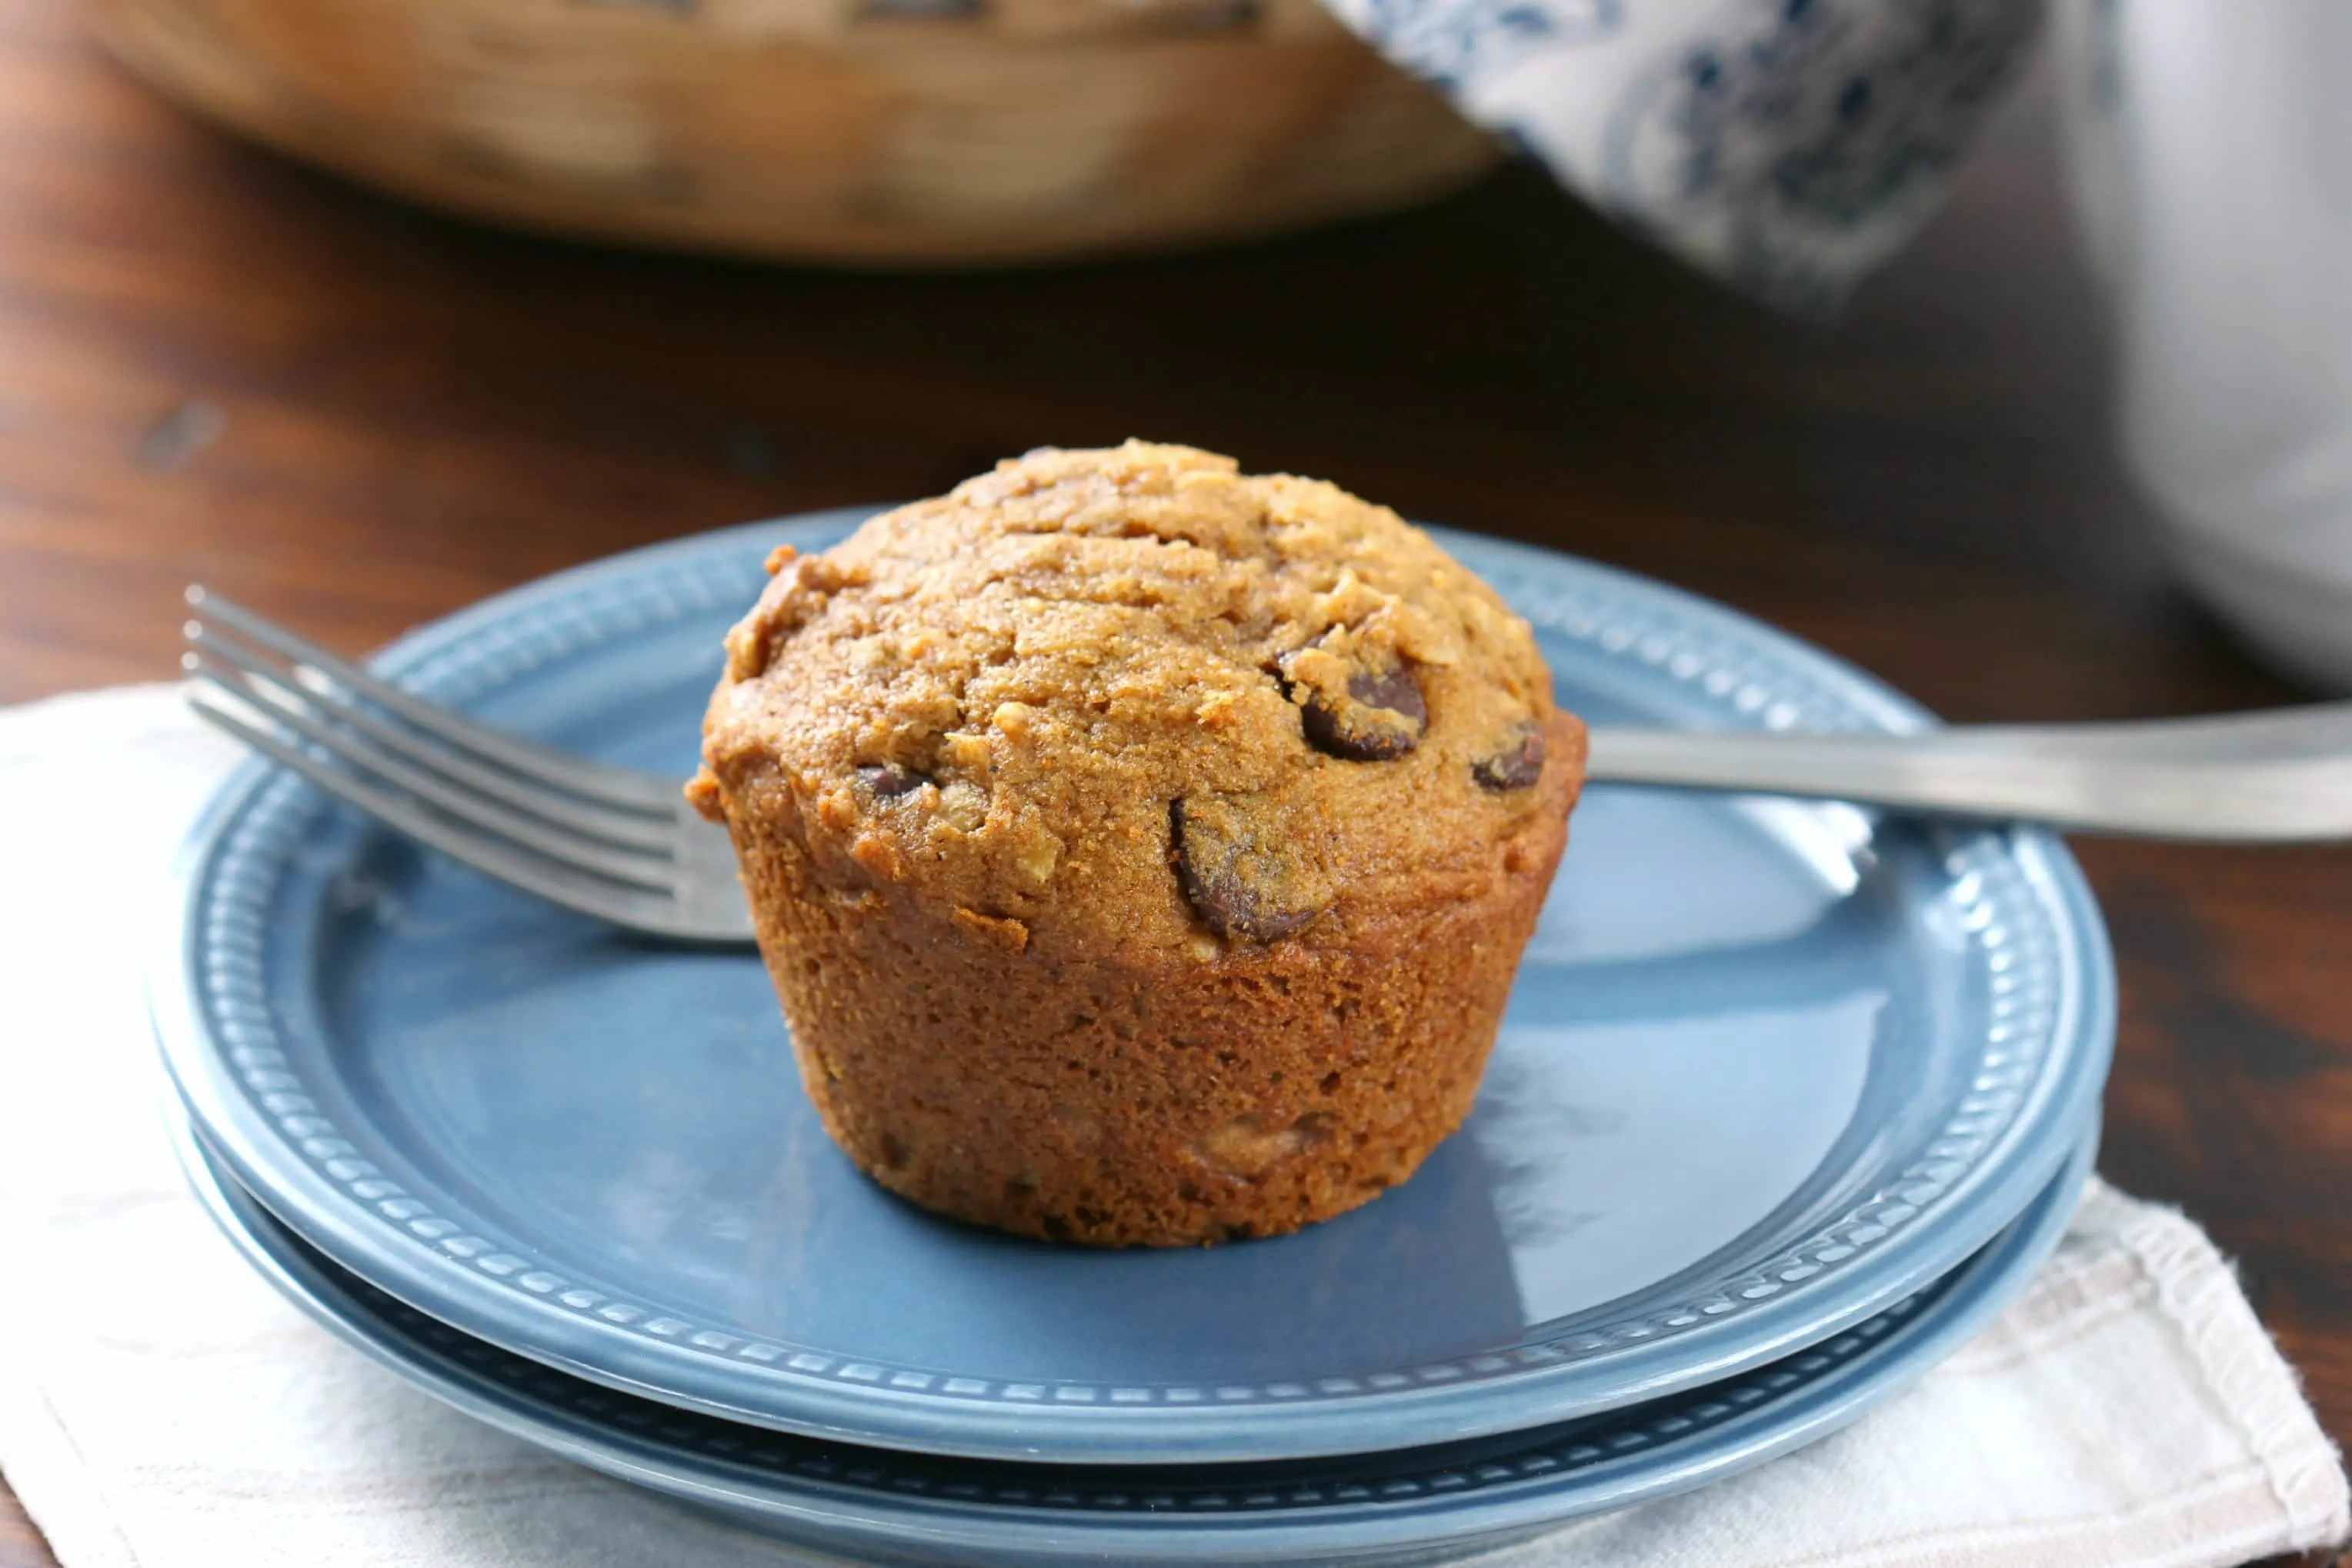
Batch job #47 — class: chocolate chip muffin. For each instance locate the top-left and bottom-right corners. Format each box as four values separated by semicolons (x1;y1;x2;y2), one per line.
689;443;1584;1247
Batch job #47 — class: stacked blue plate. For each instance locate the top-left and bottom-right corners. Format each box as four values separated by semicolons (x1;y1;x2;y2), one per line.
152;514;2116;1566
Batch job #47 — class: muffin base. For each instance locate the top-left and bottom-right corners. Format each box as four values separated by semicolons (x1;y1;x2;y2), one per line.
720;720;1577;1249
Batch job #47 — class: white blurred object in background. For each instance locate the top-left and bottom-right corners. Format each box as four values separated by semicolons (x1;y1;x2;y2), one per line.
2059;0;2352;692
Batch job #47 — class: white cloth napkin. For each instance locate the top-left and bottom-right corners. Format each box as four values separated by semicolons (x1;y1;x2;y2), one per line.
0;684;2344;1568
1319;0;2045;308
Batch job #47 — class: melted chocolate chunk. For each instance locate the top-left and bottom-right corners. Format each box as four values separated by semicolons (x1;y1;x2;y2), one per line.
1282;653;1427;762
1472;725;1546;792
1172;796;1325;942
856;763;925;799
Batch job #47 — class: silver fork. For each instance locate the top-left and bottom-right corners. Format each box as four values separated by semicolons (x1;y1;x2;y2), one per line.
182;588;2352;946
183;589;756;942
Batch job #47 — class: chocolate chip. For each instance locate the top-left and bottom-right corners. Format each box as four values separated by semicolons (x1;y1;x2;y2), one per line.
1281;653;1426;761
1172;796;1326;942
856;763;924;799
1473;725;1546;791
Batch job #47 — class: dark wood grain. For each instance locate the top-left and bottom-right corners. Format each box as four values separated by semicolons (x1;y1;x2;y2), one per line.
0;1493;46;1568
3;1;2347;1564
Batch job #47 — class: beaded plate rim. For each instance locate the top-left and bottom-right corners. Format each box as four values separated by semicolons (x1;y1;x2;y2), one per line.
154;509;2117;1464
175;1105;2097;1565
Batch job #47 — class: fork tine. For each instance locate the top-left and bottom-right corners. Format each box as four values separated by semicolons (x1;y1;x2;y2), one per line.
185;586;684;816
185;622;677;856
188;690;696;933
188;659;679;895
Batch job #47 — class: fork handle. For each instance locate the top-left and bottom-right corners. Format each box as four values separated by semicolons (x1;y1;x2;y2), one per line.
1583;703;2352;842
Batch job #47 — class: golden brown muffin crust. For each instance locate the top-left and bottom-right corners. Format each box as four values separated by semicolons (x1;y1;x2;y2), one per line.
692;441;1571;966
691;442;1585;1245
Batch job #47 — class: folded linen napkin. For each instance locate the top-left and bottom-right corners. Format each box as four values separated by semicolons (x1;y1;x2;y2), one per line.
0;684;2344;1568
1319;0;2046;308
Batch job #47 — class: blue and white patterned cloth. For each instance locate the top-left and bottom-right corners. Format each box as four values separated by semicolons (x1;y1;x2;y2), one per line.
1319;0;2043;308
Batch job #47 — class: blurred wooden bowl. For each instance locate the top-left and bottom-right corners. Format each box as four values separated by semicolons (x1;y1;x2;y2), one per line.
85;0;1500;265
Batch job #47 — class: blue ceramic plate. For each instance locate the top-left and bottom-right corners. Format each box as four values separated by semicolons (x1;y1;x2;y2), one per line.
153;512;2116;1465
177;1108;2097;1567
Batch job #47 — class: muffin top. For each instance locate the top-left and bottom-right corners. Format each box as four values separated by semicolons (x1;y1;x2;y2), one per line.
692;442;1582;961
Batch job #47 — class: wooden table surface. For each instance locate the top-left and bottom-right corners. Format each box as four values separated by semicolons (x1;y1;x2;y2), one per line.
4;2;2348;1563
